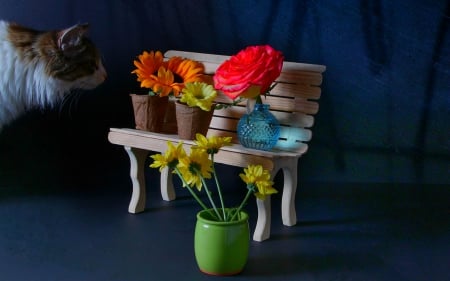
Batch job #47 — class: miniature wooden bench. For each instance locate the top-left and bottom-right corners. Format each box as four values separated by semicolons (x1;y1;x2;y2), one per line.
108;50;326;241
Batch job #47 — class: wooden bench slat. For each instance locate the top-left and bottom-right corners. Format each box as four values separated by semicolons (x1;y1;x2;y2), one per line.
294;98;320;115
202;61;224;74
270;83;321;100
209;116;240;132
213;83;321;104
213;106;246;118
274;112;315;128
279;126;312;142
281;60;327;73
165;50;230;64
213;92;236;104
213;93;319;114
207;121;313;150
276;72;322;86
214;96;319;115
206;129;239;143
273;139;308;153
211;109;315;128
201;60;323;85
258;96;319;114
109;128;303;161
211;106;315;132
214;150;275;170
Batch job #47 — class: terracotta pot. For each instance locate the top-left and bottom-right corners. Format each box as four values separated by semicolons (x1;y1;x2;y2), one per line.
175;101;214;140
130;94;168;133
163;97;178;134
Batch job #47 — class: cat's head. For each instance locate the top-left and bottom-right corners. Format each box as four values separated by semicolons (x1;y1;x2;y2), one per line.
45;23;107;90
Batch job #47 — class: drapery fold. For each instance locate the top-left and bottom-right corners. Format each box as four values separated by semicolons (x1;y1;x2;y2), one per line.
0;0;448;183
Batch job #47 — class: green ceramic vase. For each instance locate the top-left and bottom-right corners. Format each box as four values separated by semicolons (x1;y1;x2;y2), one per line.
194;209;250;276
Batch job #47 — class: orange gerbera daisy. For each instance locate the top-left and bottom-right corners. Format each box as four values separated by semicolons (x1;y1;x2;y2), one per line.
132;50;165;85
132;51;206;97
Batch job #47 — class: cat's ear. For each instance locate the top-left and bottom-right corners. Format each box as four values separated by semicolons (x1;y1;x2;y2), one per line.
57;23;89;56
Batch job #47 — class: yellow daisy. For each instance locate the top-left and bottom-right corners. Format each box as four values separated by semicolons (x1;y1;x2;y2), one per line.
193;134;232;154
254;180;278;200
149;141;186;171
178;148;213;191
239;164;277;200
179;82;217;111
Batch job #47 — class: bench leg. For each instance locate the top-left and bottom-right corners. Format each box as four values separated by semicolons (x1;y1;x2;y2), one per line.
281;159;298;226
253;166;279;241
253;196;271;242
161;167;176;201
124;146;147;213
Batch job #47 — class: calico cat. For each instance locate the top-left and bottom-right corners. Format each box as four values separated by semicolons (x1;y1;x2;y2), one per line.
0;21;107;131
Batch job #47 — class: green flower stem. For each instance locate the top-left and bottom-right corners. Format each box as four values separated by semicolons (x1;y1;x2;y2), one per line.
200;176;223;221
173;167;216;219
211;154;227;221
230;187;253;221
213;97;244;110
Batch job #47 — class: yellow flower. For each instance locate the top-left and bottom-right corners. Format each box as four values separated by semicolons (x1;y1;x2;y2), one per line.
239;164;277;200
193;134;232;154
132;51;206;97
179;82;217;111
178;148;213;191
149;141;186;171
254;180;278;200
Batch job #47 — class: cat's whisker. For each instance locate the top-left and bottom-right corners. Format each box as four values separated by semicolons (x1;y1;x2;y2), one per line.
58;93;73;116
58;91;83;119
71;91;84;116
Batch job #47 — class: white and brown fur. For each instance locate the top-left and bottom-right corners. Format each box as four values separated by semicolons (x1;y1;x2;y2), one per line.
0;21;107;131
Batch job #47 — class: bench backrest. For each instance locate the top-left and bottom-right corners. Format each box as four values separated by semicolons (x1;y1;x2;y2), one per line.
165;50;326;153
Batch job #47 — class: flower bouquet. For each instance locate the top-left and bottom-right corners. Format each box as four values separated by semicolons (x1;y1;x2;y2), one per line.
150;133;278;275
213;45;285;150
150;133;278;221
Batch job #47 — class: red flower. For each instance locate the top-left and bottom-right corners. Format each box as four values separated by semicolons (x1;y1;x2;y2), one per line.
213;45;284;100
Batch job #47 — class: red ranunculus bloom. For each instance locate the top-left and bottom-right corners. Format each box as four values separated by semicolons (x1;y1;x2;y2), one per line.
213;45;284;100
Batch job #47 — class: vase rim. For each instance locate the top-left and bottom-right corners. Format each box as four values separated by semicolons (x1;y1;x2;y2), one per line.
197;208;248;225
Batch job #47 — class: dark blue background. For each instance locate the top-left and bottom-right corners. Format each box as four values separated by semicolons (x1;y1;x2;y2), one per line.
0;0;448;185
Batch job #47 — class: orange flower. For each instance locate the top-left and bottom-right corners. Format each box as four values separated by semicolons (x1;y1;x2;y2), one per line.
163;56;207;96
132;51;207;97
132;50;165;85
213;45;284;100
